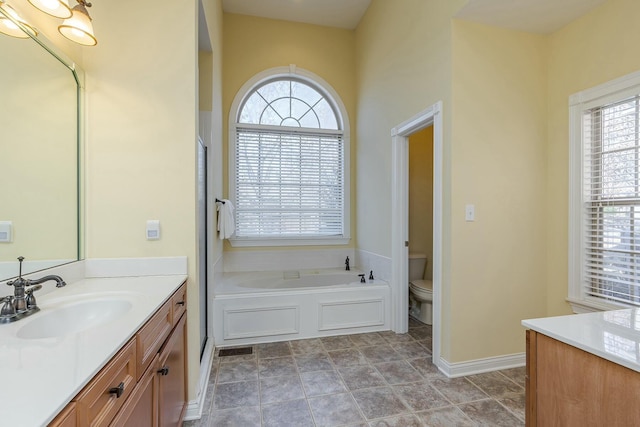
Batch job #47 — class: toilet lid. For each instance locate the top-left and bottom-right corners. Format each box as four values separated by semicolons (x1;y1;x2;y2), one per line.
410;279;433;292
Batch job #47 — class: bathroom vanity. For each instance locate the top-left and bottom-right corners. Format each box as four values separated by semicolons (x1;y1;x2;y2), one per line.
523;310;640;426
0;273;187;426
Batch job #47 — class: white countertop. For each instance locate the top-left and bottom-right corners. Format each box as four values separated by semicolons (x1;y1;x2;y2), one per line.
523;308;640;373
0;274;186;426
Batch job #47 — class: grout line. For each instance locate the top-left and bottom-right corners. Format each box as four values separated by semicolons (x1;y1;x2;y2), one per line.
206;326;524;427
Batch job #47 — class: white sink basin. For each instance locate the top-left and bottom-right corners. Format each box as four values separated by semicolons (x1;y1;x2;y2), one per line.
17;299;133;339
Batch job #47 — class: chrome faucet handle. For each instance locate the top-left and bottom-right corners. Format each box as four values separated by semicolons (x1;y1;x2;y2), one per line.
26;284;42;293
25;284;42;309
0;296;16;316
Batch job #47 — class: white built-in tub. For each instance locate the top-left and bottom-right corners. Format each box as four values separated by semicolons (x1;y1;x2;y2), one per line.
213;268;391;346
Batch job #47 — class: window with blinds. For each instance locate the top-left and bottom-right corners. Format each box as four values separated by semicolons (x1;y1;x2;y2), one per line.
231;77;348;243
581;93;640;306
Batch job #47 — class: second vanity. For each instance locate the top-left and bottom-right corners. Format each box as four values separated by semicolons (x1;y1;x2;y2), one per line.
0;259;188;426
523;309;640;426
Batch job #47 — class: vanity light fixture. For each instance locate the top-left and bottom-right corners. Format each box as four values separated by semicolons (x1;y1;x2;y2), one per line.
0;2;37;38
27;0;71;19
58;0;96;46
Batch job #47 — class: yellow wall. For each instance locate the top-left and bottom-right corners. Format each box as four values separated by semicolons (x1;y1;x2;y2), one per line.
1;31;77;263
199;51;213;111
546;0;640;316
355;0;465;360
409;127;434;279
450;21;548;361
222;13;357;251
81;0;200;399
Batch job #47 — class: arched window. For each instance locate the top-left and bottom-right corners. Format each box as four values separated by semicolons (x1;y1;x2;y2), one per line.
229;67;350;246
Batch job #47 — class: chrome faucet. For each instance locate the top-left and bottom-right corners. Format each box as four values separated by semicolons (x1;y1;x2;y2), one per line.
1;256;66;324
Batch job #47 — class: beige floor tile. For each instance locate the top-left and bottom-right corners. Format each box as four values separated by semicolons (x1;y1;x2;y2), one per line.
459;399;524;426
198;324;529;427
351;387;410;420
300;370;348;396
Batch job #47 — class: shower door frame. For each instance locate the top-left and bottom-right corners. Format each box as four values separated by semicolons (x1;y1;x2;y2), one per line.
390;101;443;372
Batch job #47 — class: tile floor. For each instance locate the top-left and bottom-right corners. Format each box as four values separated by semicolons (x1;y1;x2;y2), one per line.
185;319;525;427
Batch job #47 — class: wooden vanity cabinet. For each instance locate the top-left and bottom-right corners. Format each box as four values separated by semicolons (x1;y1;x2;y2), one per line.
75;339;137;426
137;299;173;381
115;313;187;427
48;282;187;427
526;330;640;426
171;286;187;326
158;313;187;426
110;354;159;427
49;403;77;427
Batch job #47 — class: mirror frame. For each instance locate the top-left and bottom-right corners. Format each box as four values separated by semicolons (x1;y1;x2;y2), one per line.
0;5;84;279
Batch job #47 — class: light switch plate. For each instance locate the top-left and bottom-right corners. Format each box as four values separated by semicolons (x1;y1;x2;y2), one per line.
465;205;475;222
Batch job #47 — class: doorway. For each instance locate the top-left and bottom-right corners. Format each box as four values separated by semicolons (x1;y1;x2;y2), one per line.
408;127;434;324
391;102;443;370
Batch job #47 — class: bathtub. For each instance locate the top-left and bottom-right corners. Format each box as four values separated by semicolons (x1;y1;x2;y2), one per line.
212;268;391;346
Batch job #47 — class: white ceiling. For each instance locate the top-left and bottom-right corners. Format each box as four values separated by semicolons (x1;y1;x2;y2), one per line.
221;0;372;29
221;0;609;35
456;0;609;34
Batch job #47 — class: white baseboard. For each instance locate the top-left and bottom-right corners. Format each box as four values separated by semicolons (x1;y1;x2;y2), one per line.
438;352;525;378
183;338;215;421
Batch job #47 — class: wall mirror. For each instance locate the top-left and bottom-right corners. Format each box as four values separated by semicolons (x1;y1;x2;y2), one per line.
0;6;82;281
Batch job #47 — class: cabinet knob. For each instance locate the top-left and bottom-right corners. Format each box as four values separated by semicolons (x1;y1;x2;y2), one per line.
109;382;125;398
157;366;169;376
176;301;185;306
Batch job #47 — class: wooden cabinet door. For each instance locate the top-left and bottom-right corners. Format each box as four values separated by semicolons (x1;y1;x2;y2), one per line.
75;339;137;427
137;299;173;381
49;402;76;427
158;313;187;427
171;283;187;328
528;331;640;426
110;355;159;427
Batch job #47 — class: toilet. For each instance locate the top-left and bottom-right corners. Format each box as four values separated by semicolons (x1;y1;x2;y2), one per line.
408;253;433;325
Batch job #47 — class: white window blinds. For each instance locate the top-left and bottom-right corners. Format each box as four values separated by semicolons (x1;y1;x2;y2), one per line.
583;94;640;305
235;126;344;238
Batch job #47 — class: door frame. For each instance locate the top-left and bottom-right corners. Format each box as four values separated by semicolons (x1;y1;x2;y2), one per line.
391;101;443;369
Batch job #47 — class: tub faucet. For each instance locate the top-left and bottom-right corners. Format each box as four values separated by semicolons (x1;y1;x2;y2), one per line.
358;274;366;283
345;256;350;271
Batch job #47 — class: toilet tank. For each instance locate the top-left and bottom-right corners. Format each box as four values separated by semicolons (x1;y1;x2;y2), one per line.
408;253;427;281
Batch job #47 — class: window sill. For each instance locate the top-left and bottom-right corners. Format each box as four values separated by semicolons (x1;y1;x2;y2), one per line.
567;297;631;314
228;236;351;247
